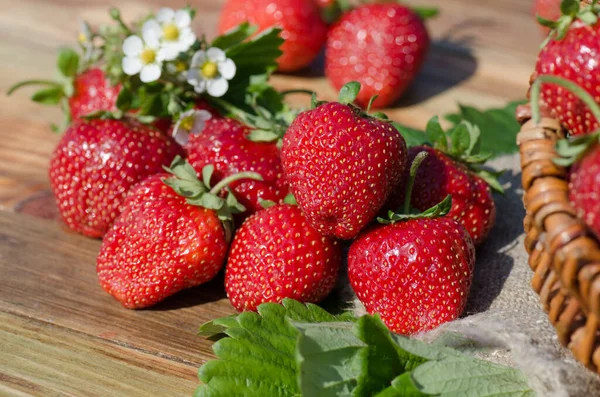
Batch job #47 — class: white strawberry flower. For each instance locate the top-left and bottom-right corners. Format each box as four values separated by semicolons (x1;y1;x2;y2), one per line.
187;48;236;98
122;22;165;83
144;8;196;61
172;109;212;145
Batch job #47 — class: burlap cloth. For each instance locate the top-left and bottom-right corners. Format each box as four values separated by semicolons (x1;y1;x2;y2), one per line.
343;153;600;396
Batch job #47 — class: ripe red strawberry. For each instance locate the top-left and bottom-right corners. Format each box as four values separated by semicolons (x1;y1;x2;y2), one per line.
569;145;600;236
534;2;600;135
225;203;341;311
186;117;290;218
97;157;262;309
69;68;121;120
49;118;183;238
387;146;496;247
349;153;475;335
325;3;431;109
348;215;475;335
218;0;328;72
281;83;407;239
385;118;500;246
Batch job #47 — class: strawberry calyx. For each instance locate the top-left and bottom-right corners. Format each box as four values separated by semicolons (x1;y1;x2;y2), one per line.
313;81;391;121
538;0;599;45
259;193;297;209
378;151;452;224
210;83;307;146
162;155;263;241
554;132;600;166
424;116;504;193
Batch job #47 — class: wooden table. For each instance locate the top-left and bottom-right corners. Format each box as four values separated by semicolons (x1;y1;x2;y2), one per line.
0;0;541;395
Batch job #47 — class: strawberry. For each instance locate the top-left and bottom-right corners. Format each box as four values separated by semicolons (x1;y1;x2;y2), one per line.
555;130;600;238
185;116;290;219
218;0;328;72
325;3;433;109
281;83;407;239
348;153;475;335
97;157;262;309
534;1;600;136
385;118;499;247
225;203;341;311
49;118;183;238
68;68;120;120
569;145;600;236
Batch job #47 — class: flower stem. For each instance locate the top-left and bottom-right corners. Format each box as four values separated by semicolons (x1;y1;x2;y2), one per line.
531;74;600;125
109;8;132;35
209;172;263;195
403;151;429;214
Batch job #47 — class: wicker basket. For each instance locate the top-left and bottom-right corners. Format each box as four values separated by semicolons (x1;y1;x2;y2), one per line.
517;101;600;372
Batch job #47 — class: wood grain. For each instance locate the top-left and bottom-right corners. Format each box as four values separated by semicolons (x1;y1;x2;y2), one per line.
0;211;233;366
0;311;197;397
0;0;543;395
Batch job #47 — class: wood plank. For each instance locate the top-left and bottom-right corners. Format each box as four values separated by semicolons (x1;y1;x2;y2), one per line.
0;311;197;397
0;210;232;365
0;0;542;214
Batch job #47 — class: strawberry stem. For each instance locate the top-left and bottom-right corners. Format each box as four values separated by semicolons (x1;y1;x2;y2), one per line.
403;151;429;214
7;80;62;95
209;172;263;195
531;74;600;125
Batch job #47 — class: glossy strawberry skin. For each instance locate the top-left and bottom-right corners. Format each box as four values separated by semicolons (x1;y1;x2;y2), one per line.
281;102;407;239
535;21;600;136
569;146;600;237
97;174;228;309
325;4;429;108
225;204;341;311
185;118;289;219
218;0;328;72
386;146;495;247
69;68;121;120
49;119;183;238
348;217;475;335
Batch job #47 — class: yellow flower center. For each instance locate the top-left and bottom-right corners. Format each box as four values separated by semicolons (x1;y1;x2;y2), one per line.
180;115;195;131
201;62;219;79
162;24;180;41
78;32;88;44
140;49;156;65
175;60;187;73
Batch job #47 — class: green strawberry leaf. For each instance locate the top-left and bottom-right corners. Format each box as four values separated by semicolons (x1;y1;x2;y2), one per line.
196;300;535;397
338;81;361;105
444;100;525;159
56;48;80;78
295;315;425;397
411;356;535;397
195;299;355;397
223;27;284;106
31;86;64;105
211;22;258;50
393;123;432;148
